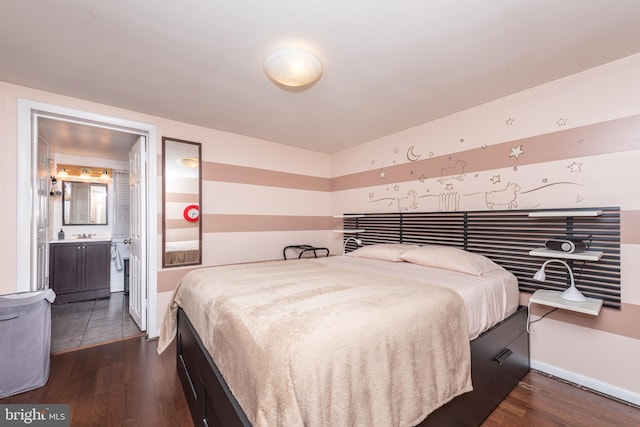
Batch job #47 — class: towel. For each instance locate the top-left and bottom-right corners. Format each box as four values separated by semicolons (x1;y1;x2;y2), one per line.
111;244;123;271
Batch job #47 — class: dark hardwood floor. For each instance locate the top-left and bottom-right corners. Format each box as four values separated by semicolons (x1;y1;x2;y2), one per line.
1;336;193;427
482;373;639;427
2;336;638;426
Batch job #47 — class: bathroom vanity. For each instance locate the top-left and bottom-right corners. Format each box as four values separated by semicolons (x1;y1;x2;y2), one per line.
49;239;111;303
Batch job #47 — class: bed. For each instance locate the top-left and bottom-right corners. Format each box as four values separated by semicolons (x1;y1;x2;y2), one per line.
158;244;530;427
164;240;200;265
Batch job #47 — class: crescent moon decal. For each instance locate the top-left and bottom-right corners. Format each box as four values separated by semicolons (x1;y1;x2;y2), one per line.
407;145;422;162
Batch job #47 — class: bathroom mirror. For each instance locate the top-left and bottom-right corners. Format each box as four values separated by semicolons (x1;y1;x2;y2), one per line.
62;181;108;225
162;137;202;267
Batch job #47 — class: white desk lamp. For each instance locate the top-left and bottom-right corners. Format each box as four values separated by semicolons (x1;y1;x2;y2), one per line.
533;259;586;302
343;237;362;255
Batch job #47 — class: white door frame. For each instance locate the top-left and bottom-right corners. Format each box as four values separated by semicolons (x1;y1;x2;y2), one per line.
16;99;159;338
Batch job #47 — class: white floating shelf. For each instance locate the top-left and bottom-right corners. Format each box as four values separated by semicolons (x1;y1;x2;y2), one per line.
529;248;603;261
528;210;603;218
529;289;603;316
332;214;365;218
332;229;366;233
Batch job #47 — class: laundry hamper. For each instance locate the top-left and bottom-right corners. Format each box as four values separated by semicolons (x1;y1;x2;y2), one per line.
0;289;56;398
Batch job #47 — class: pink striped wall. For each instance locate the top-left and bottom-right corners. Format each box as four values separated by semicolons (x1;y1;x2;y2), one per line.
2;51;639;401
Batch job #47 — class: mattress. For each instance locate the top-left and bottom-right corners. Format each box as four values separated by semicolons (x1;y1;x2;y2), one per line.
165;240;199;251
311;256;520;339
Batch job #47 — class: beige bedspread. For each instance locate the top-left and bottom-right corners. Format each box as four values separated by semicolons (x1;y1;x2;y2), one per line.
158;259;472;427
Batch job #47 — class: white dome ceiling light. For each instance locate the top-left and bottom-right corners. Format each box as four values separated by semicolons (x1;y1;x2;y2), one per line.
177;157;199;169
263;48;322;89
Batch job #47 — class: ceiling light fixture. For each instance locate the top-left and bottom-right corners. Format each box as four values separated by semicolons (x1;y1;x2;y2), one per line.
177;157;199;169
263;48;322;88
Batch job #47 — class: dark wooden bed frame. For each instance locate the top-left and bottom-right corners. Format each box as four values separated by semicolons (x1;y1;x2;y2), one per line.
176;305;529;427
173;206;620;426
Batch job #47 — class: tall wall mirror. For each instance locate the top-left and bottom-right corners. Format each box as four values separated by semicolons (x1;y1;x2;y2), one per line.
162;137;202;267
62;181;108;225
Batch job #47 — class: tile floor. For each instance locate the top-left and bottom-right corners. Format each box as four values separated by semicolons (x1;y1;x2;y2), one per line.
51;291;143;353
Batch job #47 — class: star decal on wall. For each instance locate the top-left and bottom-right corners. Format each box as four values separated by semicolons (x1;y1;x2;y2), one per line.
393;185;400;191
369;192;375;198
505;118;515;125
379;170;386;178
445;183;454;191
567;161;583;173
418;174;426;183
556;118;568;126
509;145;525;159
490;175;502;184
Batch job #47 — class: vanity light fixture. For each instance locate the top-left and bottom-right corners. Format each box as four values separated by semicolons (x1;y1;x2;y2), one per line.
80;168;91;179
57;164;113;180
533;259;586;302
263;48;323;88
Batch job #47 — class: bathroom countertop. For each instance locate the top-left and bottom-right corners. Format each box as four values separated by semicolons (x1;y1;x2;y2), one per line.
51;238;112;243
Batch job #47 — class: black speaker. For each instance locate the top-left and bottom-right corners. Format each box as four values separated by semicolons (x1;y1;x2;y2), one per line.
544;237;588;253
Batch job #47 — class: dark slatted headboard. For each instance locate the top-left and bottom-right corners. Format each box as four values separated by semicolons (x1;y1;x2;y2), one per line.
342;207;621;309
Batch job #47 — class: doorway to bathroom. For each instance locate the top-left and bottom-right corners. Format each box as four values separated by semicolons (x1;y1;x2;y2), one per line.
16;100;159;348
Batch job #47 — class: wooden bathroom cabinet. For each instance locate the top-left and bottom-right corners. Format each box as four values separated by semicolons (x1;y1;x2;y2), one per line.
49;241;111;303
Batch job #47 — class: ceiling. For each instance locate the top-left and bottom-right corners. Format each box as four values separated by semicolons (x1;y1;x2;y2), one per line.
3;1;640;156
38;117;140;161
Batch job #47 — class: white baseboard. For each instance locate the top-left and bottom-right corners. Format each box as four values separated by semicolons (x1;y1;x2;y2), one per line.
531;359;640;407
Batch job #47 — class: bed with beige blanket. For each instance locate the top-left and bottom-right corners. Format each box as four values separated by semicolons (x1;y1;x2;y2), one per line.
159;245;528;427
164;240;200;266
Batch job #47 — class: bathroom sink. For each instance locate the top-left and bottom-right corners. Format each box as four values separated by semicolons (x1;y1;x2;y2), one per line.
53;237;112;243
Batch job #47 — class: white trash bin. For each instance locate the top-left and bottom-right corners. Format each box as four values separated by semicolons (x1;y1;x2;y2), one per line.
0;289;56;398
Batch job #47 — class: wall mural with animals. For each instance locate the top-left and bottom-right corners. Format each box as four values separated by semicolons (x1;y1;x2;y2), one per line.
352;114;638;213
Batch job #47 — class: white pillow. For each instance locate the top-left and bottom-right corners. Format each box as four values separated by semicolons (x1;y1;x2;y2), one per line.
399;245;503;275
346;244;419;262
